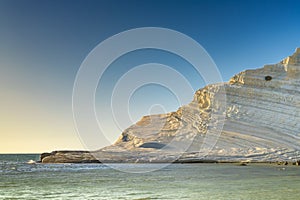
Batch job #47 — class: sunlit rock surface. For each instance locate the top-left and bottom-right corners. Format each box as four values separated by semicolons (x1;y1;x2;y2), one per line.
41;48;300;163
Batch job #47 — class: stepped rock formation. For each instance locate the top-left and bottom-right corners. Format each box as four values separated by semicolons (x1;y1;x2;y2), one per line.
41;48;300;163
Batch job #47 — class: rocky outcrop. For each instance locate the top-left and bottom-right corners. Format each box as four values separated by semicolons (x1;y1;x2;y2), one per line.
40;151;100;163
41;48;300;163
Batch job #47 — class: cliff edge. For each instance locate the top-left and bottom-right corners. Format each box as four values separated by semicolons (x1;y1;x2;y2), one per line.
41;48;300;164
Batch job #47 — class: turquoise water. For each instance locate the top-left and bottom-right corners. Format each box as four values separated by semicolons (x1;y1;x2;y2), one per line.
0;154;300;199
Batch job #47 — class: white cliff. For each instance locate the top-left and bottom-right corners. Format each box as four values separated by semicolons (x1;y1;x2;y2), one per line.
41;48;300;164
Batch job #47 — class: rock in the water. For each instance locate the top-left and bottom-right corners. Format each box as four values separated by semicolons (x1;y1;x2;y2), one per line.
41;151;100;163
41;48;300;163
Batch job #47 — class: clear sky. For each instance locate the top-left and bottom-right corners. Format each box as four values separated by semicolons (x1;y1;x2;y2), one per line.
1;0;300;153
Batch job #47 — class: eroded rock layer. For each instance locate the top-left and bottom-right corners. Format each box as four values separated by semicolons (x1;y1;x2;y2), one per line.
41;48;300;163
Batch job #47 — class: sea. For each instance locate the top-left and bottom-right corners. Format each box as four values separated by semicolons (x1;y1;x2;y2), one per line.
0;154;300;200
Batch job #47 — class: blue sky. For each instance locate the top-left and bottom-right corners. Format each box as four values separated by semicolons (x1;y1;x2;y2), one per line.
1;0;300;153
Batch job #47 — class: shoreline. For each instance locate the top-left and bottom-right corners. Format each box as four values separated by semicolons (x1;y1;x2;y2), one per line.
38;151;300;166
36;161;300;167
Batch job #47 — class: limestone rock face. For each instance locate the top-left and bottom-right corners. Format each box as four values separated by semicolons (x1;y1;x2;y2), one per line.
41;48;300;163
